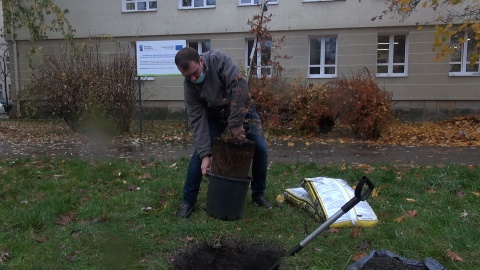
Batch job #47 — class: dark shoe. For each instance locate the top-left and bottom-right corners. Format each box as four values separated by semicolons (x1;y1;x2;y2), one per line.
176;203;193;218
252;195;273;209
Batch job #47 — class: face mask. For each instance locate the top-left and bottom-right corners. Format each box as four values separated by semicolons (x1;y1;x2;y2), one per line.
192;72;206;84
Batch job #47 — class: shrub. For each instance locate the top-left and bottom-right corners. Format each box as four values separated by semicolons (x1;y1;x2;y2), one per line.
249;76;290;134
325;68;394;140
21;37;138;134
288;81;335;134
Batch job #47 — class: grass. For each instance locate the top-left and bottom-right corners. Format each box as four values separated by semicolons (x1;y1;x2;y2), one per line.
0;158;479;269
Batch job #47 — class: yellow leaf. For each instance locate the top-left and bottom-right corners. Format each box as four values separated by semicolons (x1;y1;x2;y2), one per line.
472;191;480;196
276;194;285;203
287;142;295;147
395;216;405;223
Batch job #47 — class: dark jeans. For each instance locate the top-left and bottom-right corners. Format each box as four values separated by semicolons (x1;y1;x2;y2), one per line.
182;108;269;207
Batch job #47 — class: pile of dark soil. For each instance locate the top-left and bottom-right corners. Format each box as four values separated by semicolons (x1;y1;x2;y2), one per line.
170;239;285;270
361;256;428;270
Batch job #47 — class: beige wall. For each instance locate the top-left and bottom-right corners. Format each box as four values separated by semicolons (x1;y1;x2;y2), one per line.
8;0;480;120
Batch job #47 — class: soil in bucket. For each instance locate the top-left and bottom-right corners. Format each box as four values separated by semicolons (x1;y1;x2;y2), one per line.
210;138;255;179
206;172;251;221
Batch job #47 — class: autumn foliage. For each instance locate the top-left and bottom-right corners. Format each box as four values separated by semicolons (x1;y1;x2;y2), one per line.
250;68;393;140
325;68;394;140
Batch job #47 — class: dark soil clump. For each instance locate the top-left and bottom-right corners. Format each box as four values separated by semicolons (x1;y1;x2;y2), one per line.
361;256;428;270
170;239;284;270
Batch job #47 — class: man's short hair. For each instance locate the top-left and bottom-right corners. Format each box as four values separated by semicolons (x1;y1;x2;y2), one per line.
175;47;200;70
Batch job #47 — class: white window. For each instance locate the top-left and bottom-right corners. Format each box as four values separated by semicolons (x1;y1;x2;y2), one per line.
239;0;278;5
188;41;211;53
377;34;407;77
246;39;272;77
179;0;216;9
308;36;337;78
123;0;157;12
449;32;480;76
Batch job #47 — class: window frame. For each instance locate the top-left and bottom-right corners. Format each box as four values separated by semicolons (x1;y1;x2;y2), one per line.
238;0;278;6
245;38;273;78
122;0;157;12
376;34;408;77
449;32;480;76
178;0;216;9
308;36;338;78
187;40;212;54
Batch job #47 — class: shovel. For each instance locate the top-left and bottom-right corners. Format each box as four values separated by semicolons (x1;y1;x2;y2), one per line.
269;176;375;270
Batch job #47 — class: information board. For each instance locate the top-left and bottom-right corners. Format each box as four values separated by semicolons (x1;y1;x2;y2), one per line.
136;40;186;76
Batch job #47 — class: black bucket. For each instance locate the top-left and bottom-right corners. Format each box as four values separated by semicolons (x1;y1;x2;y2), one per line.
206;172;251;221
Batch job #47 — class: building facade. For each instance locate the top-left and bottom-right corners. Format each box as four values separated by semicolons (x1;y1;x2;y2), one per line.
6;0;480;120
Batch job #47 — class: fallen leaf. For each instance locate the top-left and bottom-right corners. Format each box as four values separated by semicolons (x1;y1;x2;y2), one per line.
33;236;49;243
394;216;405;223
406;198;416;203
287;142;294;147
276;194;285;203
65;251;80;262
185;236;195;242
352;252;367;261
70;230;81;238
0;250;11;263
159;199;168;209
143;173;153;179
456;191;465;198
472;191;480;196
56;212;74;226
357;240;372;250
352;226;361;238
445;249;464;261
404;210;418;218
329;228;340;234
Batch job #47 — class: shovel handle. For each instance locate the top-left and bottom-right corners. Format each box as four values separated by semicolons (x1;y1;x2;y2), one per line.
341;176;374;213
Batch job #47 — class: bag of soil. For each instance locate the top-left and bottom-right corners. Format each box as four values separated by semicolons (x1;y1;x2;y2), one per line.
346;249;447;270
284;187;322;221
301;177;378;228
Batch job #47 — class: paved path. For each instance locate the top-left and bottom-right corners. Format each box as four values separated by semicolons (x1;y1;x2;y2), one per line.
0;139;478;165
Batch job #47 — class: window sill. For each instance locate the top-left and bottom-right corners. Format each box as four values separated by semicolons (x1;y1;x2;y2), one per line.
122;9;157;13
178;6;216;10
449;72;480;77
307;74;337;79
376;74;408;78
238;3;278;7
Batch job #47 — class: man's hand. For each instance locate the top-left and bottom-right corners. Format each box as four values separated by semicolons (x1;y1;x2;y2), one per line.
201;155;211;175
230;126;246;140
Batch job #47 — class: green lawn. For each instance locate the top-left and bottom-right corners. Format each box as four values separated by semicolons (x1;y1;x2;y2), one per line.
0;158;478;269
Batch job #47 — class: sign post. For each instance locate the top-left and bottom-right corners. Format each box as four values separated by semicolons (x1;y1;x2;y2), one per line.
135;40;186;136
